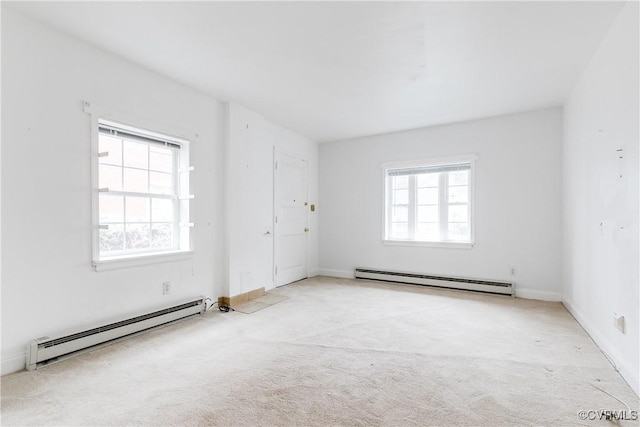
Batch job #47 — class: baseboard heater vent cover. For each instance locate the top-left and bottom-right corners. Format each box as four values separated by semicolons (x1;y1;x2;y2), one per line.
27;297;205;371
354;268;514;296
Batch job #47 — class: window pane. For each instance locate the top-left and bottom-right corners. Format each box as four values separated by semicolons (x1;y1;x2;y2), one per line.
150;147;173;173
99;195;124;223
123;168;149;193
125;197;150;223
448;223;470;241
150;172;173;194
98;135;122;166
448;186;468;203
100;224;124;252
393;189;408;204
123;141;149;169
96;120;188;260
417;205;438;222
448;205;468;223
449;170;469;186
99;164;122;191
392;176;409;189
416;222;439;240
417;188;438;205
151;223;174;248
391;206;408;222
385;162;472;244
125;223;151;249
152;199;174;222
417;173;438;187
391;222;408;239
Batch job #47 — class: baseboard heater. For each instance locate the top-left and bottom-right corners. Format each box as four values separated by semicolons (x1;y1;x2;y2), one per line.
27;297;205;371
354;268;514;297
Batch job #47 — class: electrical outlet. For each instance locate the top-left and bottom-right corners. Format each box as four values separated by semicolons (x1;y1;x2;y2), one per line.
510;268;516;276
162;281;171;295
613;313;625;333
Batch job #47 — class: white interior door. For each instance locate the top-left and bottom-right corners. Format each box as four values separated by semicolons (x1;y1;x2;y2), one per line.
274;150;308;287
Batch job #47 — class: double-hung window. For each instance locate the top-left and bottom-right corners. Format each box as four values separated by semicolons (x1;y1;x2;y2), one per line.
93;119;191;265
383;156;475;247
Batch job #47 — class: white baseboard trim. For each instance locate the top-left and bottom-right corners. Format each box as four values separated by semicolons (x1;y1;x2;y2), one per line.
563;299;639;397
515;288;562;302
307;270;320;278
2;353;25;376
317;269;354;279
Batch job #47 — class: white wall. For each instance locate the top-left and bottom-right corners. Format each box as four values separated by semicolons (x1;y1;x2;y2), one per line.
319;108;563;301
563;2;639;395
225;104;319;297
0;9;227;374
1;9;321;376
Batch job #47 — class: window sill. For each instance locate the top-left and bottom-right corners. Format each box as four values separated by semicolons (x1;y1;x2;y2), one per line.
383;240;474;250
92;250;194;272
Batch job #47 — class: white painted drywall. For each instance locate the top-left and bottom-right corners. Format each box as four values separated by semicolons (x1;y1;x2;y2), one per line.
319;108;563;301
1;9;226;375
225;104;319;297
562;2;639;395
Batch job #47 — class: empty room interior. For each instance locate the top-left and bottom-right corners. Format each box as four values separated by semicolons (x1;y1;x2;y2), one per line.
1;1;639;425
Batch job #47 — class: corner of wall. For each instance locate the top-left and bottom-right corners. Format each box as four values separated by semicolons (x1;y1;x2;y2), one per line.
221;102;231;299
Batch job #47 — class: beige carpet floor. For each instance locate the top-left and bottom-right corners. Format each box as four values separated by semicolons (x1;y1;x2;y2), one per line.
1;276;638;426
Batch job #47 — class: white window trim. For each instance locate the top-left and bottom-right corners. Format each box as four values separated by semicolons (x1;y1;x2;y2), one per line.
85;102;194;271
93;250;195;272
381;154;478;248
382;240;474;249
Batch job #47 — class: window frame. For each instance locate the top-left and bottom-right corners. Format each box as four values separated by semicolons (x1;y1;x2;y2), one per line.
381;154;477;249
86;103;193;271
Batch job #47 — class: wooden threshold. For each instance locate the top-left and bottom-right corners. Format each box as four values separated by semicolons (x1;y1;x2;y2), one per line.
218;287;266;308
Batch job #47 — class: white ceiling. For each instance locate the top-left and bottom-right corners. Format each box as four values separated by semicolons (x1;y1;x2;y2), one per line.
6;1;625;142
